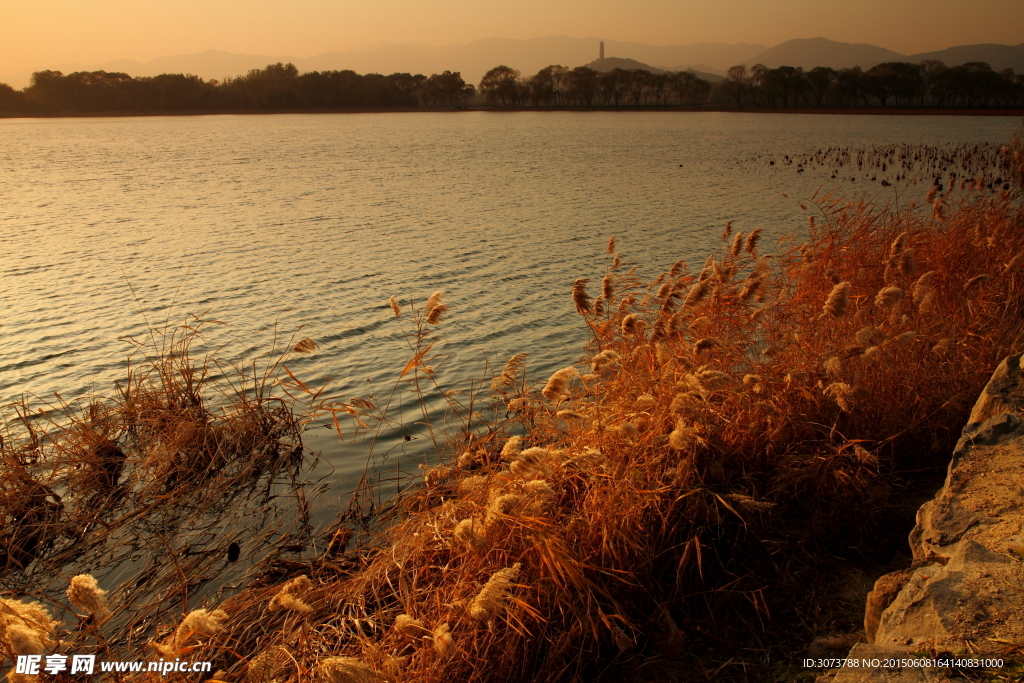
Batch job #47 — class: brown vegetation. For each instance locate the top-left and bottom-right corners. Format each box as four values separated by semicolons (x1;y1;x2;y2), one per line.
172;180;1022;682
3;174;1024;682
0;315;319;660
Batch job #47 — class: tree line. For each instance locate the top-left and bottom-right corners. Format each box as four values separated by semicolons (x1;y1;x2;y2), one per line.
0;63;475;113
718;61;1024;108
482;61;1024;109
478;65;711;106
1;58;1022;114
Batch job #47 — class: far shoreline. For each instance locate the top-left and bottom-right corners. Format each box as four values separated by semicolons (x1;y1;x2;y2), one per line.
2;105;1023;119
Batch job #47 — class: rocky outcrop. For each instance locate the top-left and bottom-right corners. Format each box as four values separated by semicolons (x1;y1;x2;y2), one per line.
863;569;911;646
818;354;1024;682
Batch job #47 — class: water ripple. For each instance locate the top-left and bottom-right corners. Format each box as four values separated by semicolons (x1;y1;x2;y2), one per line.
0;110;1015;478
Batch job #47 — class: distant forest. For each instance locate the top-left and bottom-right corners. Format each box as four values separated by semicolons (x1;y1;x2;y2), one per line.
482;61;1024;107
715;61;1024;108
0;63;472;113
1;58;1022;114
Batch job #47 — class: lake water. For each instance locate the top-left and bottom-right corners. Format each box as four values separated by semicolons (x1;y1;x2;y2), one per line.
1;111;1018;486
1;111;1018;619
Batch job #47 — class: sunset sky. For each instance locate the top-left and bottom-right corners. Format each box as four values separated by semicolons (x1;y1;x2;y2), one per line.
2;0;1022;74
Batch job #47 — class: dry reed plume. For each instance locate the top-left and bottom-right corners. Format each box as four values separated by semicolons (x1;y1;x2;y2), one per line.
66;574;110;621
3;159;1023;682
0;313;342;673
424;291;448;324
144;176;1022;683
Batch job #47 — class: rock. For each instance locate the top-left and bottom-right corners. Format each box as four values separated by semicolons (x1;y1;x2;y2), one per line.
966;353;1024;428
808;633;862;659
864;570;911;643
820;354;1024;680
874;540;1015;650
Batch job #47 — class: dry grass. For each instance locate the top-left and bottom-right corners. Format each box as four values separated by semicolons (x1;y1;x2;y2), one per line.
0;314;319;661
125;181;1019;683
3;177;1024;682
1010;122;1024;191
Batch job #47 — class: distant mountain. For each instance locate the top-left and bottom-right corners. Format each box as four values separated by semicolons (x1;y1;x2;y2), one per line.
586;57;665;74
741;37;1024;72
4;37;1020;91
0;37;764;89
584;58;723;83
906;43;1024;72
598;41;765;71
655;65;725;82
297;37;760;84
143;49;299;81
660;63;726;77
746;38;904;70
0;49;295;90
300;36;600;84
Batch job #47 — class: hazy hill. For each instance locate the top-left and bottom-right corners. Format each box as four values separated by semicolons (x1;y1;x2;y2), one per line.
598;41;765;71
656;66;724;82
586;57;664;74
0;49;297;90
906;43;1024;72
298;37;759;85
4;37;1021;91
742;37;1024;72
747;37;905;70
660;64;726;77
584;57;724;83
0;37;764;89
144;49;299;80
301;36;599;84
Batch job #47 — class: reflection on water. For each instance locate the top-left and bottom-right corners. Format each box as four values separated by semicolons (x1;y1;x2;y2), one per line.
1;112;1016;476
0;111;1017;621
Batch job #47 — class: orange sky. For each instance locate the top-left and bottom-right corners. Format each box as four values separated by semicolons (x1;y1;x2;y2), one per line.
2;0;1021;73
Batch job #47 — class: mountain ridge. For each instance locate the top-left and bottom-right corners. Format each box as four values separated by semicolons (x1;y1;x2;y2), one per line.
2;37;1021;90
747;37;1024;72
0;37;762;89
583;57;724;83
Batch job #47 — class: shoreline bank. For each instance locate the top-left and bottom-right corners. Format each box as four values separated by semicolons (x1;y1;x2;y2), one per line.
2;106;1023;119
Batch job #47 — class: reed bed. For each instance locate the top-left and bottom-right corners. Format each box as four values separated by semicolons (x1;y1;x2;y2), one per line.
0;315;321;663
111;179;1017;683
4;156;1024;682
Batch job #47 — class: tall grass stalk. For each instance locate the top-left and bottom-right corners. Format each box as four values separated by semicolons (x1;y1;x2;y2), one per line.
0;314;323;656
4;179;1024;682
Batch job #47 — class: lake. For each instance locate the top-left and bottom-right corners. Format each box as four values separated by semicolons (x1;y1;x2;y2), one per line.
1;111;1017;487
1;110;1019;621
